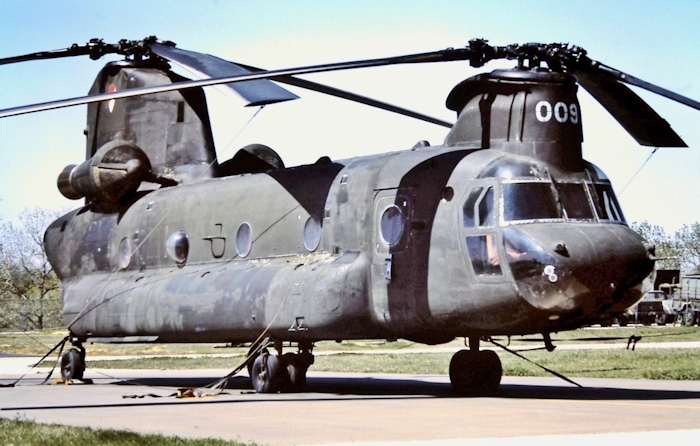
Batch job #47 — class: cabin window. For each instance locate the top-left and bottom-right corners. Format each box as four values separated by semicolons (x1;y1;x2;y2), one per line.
117;237;132;270
379;205;405;245
502;182;560;222
165;230;189;264
303;216;322;252
236;222;253;257
556;182;595;220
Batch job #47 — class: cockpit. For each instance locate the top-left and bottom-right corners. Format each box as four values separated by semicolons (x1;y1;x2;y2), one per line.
459;155;641;317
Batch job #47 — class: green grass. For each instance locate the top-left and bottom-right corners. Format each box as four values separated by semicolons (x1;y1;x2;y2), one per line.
6;326;700;381
3;326;699;356
83;348;700;381
311;348;700;380
0;417;257;446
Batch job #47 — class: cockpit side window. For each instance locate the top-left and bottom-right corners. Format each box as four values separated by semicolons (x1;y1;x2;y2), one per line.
462;186;495;228
479;187;495;227
466;235;502;276
462;183;502;277
463;187;482;228
590;183;626;223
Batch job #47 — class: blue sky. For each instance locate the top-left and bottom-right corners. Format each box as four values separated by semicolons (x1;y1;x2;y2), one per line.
1;0;699;234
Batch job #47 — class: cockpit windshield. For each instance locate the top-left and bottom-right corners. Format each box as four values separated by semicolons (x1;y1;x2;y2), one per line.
503;182;560;221
500;180;625;224
474;157;626;225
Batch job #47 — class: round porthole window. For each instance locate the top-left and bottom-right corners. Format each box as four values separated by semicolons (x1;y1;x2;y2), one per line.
166;230;189;264
303;216;322;252
117;237;132;270
380;205;404;245
236;222;253;257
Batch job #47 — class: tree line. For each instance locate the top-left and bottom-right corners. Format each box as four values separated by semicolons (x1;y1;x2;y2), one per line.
1;207;62;330
630;221;700;273
1;207;700;331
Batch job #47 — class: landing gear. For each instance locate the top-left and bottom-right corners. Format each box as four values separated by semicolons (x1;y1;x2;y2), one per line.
249;341;314;393
449;337;502;394
250;350;281;393
60;343;86;381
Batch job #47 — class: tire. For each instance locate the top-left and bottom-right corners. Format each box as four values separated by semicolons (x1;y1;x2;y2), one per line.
681;309;695;327
246;341;264;378
250;352;281;393
449;350;502;395
449;349;473;393
283;353;306;391
655;314;668;326
60;348;85;381
475;350;502;394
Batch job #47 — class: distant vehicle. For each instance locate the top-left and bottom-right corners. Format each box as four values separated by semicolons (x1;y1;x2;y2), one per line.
675;275;700;326
629;290;675;325
617;270;700;327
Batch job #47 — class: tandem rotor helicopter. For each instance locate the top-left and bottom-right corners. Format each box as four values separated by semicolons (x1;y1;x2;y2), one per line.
1;37;698;394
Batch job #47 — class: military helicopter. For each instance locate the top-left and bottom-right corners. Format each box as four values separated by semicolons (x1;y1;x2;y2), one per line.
1;37;696;394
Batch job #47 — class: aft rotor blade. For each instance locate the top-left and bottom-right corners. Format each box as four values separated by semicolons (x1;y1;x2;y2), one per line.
0;45;89;65
237;63;452;128
575;71;687;147
148;42;299;106
0;48;471;120
0;39;135;66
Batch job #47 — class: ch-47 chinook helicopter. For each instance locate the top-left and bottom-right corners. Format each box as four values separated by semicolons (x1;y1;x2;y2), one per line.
1;37;697;394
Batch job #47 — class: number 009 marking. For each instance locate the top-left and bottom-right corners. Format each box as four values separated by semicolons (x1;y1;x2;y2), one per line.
535;101;579;124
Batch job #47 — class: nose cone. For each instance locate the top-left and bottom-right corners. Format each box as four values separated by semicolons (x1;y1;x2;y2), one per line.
504;224;653;320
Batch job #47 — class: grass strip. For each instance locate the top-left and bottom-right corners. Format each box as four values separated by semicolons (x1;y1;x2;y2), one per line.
84;348;700;381
3;326;699;356
0;417;258;446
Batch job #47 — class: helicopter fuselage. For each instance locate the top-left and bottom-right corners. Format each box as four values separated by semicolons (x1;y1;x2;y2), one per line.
44;142;653;346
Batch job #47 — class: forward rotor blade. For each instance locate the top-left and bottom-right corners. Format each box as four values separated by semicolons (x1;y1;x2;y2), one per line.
575;71;687;147
237;63;452;128
592;62;700;112
0;48;470;120
148;42;299;106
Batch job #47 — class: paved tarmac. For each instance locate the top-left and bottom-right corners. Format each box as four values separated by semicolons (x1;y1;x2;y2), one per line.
2;361;700;445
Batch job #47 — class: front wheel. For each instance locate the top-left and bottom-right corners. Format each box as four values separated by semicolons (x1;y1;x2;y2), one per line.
449;350;502;395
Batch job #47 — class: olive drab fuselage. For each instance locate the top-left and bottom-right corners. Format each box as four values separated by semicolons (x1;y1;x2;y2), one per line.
44;64;654;347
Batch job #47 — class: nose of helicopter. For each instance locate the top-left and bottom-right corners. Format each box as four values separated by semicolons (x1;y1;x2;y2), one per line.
503;224;654;320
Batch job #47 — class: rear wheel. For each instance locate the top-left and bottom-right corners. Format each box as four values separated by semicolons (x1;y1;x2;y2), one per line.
251;352;282;393
681;309;696;326
60;348;85;381
282;353;307;391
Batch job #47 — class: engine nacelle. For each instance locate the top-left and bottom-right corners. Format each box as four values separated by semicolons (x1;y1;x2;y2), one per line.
57;140;152;205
